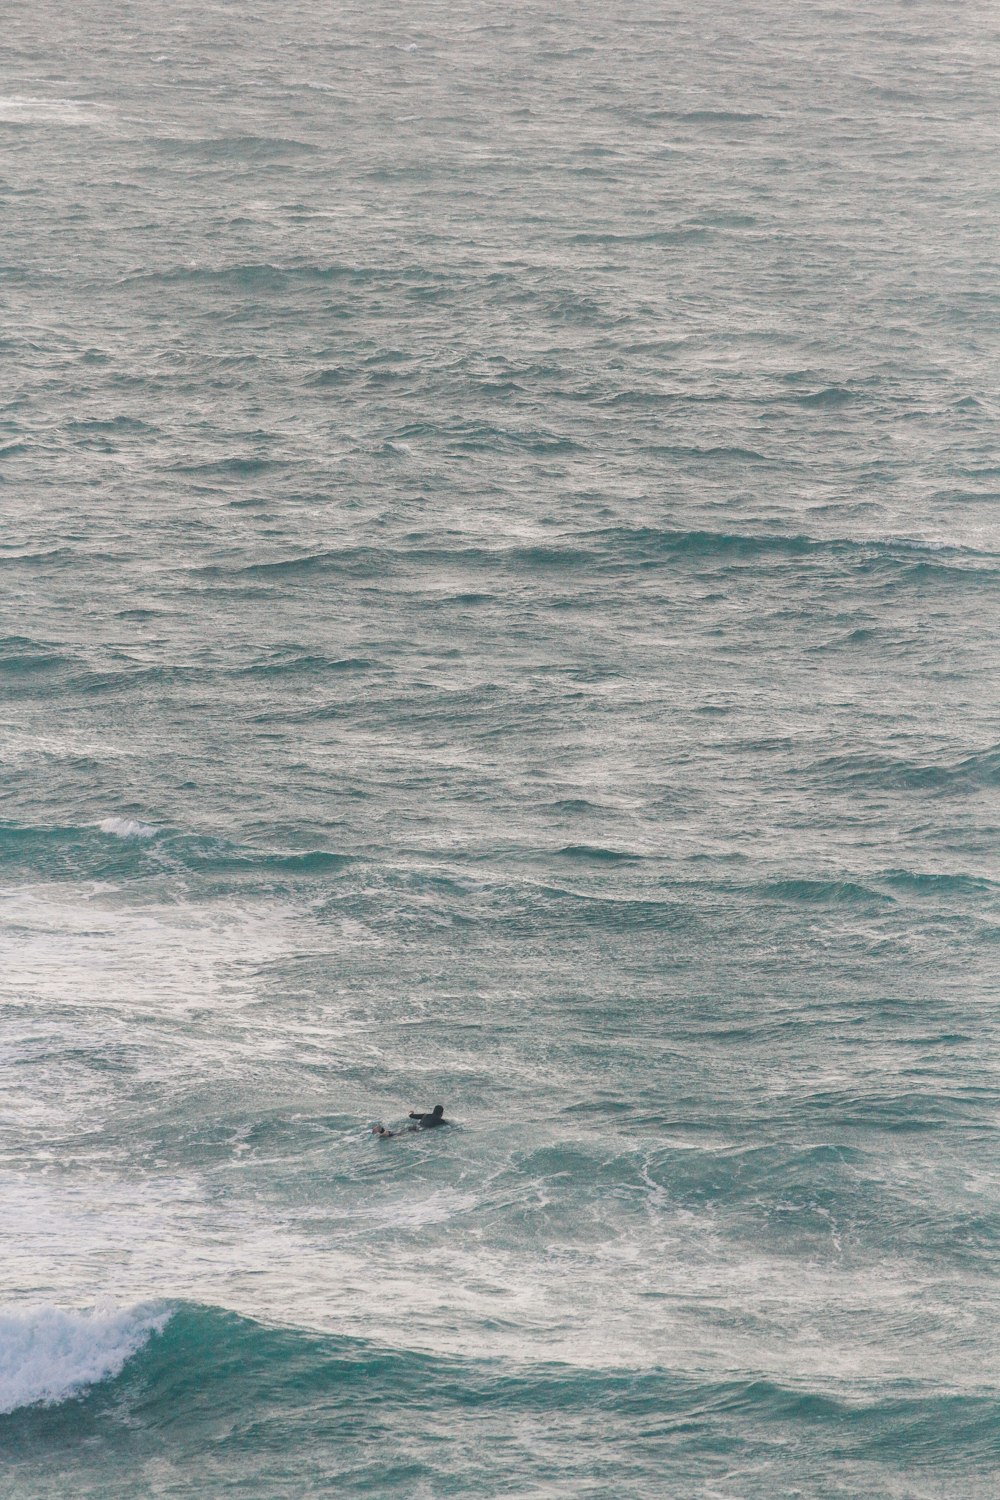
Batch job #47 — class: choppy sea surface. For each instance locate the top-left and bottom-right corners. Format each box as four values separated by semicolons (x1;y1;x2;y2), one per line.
3;2;999;1495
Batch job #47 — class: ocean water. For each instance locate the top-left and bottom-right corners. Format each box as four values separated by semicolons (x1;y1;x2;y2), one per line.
2;0;999;1494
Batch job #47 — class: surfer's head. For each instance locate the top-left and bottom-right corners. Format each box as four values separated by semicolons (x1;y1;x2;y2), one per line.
432;1104;444;1119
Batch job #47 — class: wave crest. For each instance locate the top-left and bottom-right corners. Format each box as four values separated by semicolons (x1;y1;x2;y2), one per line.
97;817;157;839
0;1304;171;1415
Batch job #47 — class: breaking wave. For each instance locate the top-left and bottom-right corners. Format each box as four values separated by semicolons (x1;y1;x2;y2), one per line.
0;1303;170;1415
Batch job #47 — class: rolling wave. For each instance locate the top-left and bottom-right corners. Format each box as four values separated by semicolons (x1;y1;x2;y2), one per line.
5;1301;999;1473
184;528;999;586
555;844;640;863
811;745;1000;794
759;878;894;905
0;821;353;881
0;636;69;674
146;134;318;162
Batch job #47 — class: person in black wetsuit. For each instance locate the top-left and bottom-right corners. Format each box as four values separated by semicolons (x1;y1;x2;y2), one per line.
409;1104;448;1128
373;1103;449;1137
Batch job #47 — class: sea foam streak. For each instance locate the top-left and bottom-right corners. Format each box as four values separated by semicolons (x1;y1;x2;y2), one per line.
0;1304;171;1414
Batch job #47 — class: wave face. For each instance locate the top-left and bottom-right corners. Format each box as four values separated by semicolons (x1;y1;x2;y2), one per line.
3;0;1000;1496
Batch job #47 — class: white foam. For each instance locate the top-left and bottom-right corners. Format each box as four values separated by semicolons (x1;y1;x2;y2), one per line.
0;1303;171;1414
0;96;106;124
97;817;157;839
0;732;130;769
0;885;294;1023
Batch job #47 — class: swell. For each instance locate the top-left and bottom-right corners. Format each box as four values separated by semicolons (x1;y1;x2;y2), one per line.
5;1302;999;1468
554;844;640;863
881;869;997;897
145;133;318;162
119;260;451;292
6;531;979;603
752;877;895;905
0;821;353;880
0;635;69;673
1;653;383;698
238;653;378;678
187;528;999;583
810;745;1000;795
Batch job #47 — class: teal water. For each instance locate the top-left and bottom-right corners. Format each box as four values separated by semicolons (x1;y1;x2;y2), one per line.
2;2;999;1495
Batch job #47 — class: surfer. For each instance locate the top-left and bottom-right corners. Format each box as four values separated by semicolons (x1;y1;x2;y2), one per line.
372;1103;449;1137
409;1104;448;1128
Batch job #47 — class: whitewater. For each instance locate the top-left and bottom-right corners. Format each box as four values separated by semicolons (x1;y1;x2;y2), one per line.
2;1;999;1495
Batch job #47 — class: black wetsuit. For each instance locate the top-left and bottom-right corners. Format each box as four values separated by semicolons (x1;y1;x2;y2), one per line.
409;1111;448;1128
